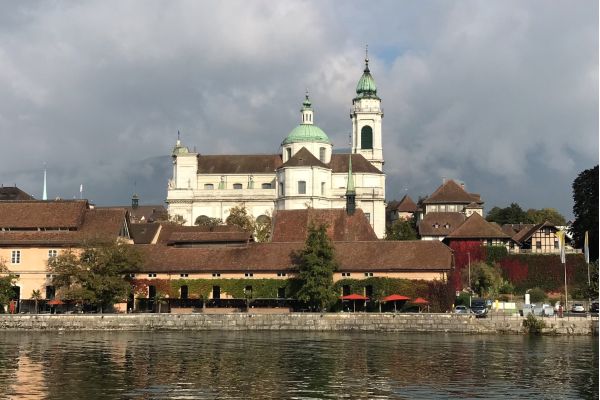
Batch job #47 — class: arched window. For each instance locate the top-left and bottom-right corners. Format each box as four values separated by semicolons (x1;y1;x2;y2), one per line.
298;181;306;194
319;147;326;162
233;183;243;190
361;126;373;149
204;184;214;190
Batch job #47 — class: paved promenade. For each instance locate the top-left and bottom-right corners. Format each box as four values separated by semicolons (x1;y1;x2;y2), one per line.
0;313;597;335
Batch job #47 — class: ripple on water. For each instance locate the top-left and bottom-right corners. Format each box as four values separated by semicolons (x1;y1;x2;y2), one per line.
0;332;596;399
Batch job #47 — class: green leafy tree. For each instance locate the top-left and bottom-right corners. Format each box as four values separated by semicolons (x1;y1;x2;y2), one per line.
572;165;598;261
461;262;503;298
385;219;418;240
225;205;255;233
254;214;272;243
525;208;567;226
0;261;18;310
486;203;531;225
194;215;222;228
295;224;338;311
168;214;187;225
585;261;599;299
49;241;142;312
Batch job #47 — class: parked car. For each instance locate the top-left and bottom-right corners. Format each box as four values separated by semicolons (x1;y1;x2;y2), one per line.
471;299;488;318
454;305;469;314
571;303;585;313
590;300;599;313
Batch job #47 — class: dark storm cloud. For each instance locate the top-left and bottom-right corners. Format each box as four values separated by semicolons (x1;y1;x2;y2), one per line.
0;1;596;218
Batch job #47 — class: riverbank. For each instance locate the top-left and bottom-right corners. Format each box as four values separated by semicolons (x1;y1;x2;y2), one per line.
0;313;597;335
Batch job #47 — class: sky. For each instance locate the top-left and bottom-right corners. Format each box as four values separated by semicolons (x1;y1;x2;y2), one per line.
0;1;597;219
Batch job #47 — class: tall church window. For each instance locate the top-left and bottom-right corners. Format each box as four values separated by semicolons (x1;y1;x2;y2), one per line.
286;148;291;160
233;183;243;190
279;183;284;196
298;181;306;194
321;182;325;195
361;126;373;149
319;147;326;162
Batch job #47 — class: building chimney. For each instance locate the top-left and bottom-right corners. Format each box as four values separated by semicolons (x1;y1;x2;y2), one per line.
460;182;465;190
442;176;446;184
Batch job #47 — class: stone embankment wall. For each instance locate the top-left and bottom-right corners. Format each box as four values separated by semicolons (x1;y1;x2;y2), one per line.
0;313;597;335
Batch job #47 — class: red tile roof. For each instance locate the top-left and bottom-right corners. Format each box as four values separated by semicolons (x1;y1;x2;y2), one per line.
418;212;466;237
445;213;511;239
0;207;128;246
394;195;418;213
423;180;482;204
135;240;453;273
197;154;283;174
155;223;248;244
167;231;252;244
130;223;161;244
279;147;328;168
0;200;88;229
0;186;34;201
329;153;382;174
271;208;378;242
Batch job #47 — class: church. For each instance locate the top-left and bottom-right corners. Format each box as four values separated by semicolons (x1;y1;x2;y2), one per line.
166;55;387;238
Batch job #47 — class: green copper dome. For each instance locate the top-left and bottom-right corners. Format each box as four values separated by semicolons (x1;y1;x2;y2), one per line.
355;59;379;99
282;124;331;145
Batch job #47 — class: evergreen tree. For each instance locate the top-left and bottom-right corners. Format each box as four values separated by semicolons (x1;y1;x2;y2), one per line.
486;203;530;225
296;224;338;311
572;165;598;261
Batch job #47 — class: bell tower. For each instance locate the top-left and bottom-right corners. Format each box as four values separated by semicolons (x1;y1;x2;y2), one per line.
351;46;384;171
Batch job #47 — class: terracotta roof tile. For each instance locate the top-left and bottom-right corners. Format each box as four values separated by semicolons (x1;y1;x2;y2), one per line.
0;207;128;245
423;180;482;204
271;208;378;242
394;195;418;212
418;212;466;237
445;213;510;239
167;231;251;244
135;240;453;273
156;223;247;244
130;223;161;244
279;147;328;168
0;200;88;229
0;186;34;201
329;154;382;174
197;154;283;174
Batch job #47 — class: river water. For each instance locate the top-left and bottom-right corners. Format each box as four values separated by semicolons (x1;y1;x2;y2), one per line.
0;331;596;399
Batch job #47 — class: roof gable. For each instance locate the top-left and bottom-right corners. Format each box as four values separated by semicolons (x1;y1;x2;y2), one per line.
271;208;378;242
446;213;510;239
329;154;382;174
395;195;417;212
418;212;466;237
423;180;482;204
0;186;34;201
280;147;328;168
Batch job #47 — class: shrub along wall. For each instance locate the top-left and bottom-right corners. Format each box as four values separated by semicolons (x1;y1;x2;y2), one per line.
448;242;589;296
131;277;453;312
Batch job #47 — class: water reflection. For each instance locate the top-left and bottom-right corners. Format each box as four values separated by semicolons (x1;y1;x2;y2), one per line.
0;332;596;399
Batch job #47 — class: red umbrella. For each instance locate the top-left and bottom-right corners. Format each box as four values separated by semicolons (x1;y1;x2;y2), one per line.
341;294;368;300
47;299;64;306
413;297;430;313
382;295;410;302
382;294;410;312
340;294;368;312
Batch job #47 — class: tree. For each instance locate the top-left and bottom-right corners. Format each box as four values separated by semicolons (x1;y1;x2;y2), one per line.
486;203;530;225
572;165;598;261
194;215;222;228
31;289;42;314
295;223;338;311
585;261;599;300
0;261;17;310
525;208;567;226
461;262;503;298
385;219;417;240
254;214;272;243
225;205;255;233
48;241;142;312
168;214;187;225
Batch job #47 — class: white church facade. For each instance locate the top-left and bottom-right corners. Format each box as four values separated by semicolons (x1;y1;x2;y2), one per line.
166;56;387;238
